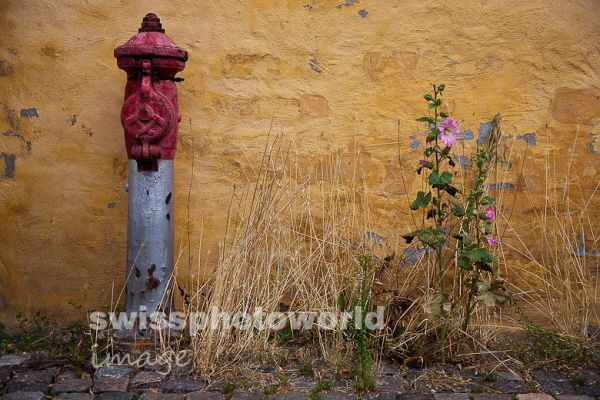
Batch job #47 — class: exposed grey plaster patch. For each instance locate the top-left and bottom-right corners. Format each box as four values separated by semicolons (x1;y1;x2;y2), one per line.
20;108;38;118
589;137;597;154
409;135;421;150
488;182;516;190
456;155;469;168
309;58;321;73
574;235;600;257
0;153;16;179
456;129;474;142
364;231;385;248
337;0;358;8
400;247;424;267
517;132;536;146
358;9;368;17
477;122;493;145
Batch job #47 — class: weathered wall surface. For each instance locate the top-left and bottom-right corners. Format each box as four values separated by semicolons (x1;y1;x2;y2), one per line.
1;0;599;322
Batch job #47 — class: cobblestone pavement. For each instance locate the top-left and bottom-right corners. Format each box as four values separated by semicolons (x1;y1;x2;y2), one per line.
1;353;598;400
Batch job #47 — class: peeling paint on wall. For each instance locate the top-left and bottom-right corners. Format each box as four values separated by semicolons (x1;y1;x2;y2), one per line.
477;122;493;145
488;182;516;190
20;108;38;119
456;129;474;142
0;153;16;179
517;132;536;146
409;135;420;150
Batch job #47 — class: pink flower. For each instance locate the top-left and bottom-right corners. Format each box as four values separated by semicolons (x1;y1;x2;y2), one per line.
486;236;497;246
419;160;427;166
438;117;460;148
484;208;495;220
480;228;487;235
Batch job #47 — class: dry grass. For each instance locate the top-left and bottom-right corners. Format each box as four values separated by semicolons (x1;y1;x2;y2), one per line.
496;144;600;338
181;133;376;378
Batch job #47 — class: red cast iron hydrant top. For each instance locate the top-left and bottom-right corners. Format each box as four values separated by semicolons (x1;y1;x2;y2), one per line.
115;13;188;171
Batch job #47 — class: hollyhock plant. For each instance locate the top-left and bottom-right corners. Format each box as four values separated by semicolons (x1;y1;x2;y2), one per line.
406;84;503;361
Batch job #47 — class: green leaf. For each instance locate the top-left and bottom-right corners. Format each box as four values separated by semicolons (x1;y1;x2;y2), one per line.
424;147;434;157
428;99;442;109
448;157;456;167
466;248;495;264
445;185;460;196
428;171;453;188
337;294;346;310
417;227;445;248
457;256;470;269
439;111;449;118
423;94;433;101
438;83;445;92
410;191;431;210
450;201;465;217
481;196;496;205
416;116;434;123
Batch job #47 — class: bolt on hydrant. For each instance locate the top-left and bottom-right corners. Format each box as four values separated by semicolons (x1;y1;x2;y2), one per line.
114;13;188;336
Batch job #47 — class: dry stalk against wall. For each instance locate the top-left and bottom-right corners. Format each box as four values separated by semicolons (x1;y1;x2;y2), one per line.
183;134;374;377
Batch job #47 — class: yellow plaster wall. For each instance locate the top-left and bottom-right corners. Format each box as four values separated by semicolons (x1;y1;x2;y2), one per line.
1;0;599;322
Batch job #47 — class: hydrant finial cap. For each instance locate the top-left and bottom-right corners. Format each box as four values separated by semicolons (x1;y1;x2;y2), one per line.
139;13;165;33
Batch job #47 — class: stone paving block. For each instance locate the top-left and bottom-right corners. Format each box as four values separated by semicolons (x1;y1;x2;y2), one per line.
288;377;317;391
95;366;133;379
231;390;267;400
187;391;227;400
433;394;470;400
555;395;596;400
6;367;56;393
378;362;400;376
138;394;186;400
162;376;205;393
368;393;396;400
0;353;26;371
469;394;512;400
131;371;165;390
22;351;53;369
58;393;94;399
396;394;435;400
93;366;133;393
319;391;358;400
93;376;131;393
494;380;529;394
535;380;576;395
378;376;405;393
51;376;93;394
94;392;138;400
578;385;600;397
3;391;46;400
270;392;307;400
495;371;523;382
530;369;575;395
516;394;554;400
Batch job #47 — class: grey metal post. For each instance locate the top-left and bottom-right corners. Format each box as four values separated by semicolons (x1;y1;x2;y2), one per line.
125;160;174;333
